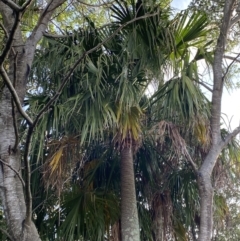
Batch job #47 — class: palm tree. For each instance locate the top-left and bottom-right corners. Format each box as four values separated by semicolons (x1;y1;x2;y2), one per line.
25;1;215;240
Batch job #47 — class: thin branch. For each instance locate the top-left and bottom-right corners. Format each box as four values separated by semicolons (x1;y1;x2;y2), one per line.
20;0;34;12
223;53;240;80
193;79;213;92
230;13;240;27
0;66;33;125
12;51;19;151
23;126;33;225
0;159;25;187
76;0;116;7
27;0;66;46
0;11;21;64
184;147;198;173
224;55;240;63
0;227;14;241
221;125;240;149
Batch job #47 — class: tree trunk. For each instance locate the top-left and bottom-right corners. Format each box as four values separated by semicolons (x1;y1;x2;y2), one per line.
0;89;41;241
0;0;64;239
120;146;140;241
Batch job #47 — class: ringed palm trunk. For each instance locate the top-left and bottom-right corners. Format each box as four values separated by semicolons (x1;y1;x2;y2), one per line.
120;146;140;241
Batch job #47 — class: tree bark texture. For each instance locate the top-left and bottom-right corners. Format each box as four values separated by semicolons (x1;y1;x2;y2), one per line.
0;0;65;240
120;146;140;241
197;1;236;241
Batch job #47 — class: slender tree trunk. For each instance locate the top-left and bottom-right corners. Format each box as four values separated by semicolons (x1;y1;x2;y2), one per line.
197;1;236;240
197;173;213;241
120;146;140;241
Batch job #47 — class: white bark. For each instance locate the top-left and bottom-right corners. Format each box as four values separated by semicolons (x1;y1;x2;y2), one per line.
0;0;65;240
197;1;238;241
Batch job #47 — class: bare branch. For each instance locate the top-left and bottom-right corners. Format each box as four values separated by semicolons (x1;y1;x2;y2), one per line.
0;227;14;241
224;55;240;63
0;66;33;125
12;52;19;151
184;147;198;173
0;11;21;64
193;78;213;92
223;52;240;80
27;0;66;48
23;126;33;225
0;159;25;188
0;0;20;11
76;0;116;7
221;125;240;149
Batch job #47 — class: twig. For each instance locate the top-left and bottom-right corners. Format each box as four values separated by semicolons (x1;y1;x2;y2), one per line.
76;0;116;7
223;53;240;80
0;11;21;64
0;227;14;241
0;159;25;187
193;78;213;92
224;55;240;63
221;125;240;149
184;147;198;173
23;126;33;225
12;51;19;151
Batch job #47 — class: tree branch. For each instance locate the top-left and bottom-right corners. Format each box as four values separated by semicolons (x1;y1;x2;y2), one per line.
0;11;20;64
193;79;213;92
26;0;66;48
223;53;240;80
224;55;240;63
23;126;33;225
0;66;33;125
0;0;20;12
184;147;198;173
221;125;240;149
0;159;25;188
0;227;14;241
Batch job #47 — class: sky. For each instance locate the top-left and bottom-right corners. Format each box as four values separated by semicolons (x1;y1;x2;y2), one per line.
171;0;240;130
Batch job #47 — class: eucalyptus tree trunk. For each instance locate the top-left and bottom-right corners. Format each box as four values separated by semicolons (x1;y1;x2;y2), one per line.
0;0;64;240
120;146;140;241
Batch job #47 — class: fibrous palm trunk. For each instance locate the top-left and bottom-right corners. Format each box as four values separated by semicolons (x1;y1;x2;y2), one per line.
120;146;140;241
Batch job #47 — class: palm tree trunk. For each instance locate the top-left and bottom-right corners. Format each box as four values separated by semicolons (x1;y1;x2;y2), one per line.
120;146;140;241
197;173;213;241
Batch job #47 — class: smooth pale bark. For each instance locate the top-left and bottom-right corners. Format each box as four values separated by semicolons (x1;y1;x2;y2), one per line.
197;1;236;241
120;146;140;241
0;0;65;240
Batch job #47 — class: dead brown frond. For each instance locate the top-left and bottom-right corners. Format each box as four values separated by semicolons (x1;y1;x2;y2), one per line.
150;121;198;171
42;135;81;193
150;121;186;155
